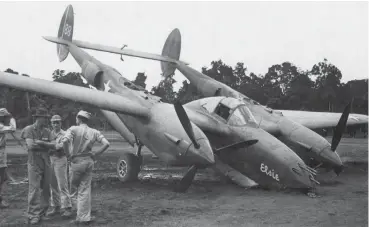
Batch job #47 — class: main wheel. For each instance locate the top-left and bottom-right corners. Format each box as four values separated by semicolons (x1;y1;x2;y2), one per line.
116;153;141;182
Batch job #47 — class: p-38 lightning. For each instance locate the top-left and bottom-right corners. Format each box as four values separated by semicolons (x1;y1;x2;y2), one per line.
58;25;368;177
0;5;320;192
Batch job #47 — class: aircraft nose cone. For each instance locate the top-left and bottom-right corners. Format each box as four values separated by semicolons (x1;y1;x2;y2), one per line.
187;138;215;165
320;147;343;170
333;165;344;175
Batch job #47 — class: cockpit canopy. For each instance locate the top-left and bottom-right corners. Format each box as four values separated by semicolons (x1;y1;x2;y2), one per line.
200;97;258;127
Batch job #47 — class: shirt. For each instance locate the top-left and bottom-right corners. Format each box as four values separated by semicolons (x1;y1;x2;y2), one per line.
62;123;105;157
21;123;52;152
49;129;66;156
0;118;16;168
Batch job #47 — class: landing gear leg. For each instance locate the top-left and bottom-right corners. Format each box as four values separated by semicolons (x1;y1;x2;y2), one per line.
135;137;143;170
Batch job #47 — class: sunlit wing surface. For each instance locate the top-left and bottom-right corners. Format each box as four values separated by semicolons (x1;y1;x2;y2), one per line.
0;72;150;118
279;110;368;129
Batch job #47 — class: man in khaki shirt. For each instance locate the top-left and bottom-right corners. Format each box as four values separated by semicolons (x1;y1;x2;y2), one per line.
56;110;109;224
44;115;72;218
0;108;16;209
21;108;52;225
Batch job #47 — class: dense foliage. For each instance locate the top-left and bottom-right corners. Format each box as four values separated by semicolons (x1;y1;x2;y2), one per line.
1;58;367;130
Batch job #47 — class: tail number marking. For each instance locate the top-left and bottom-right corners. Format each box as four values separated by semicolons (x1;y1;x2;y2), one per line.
64;24;72;37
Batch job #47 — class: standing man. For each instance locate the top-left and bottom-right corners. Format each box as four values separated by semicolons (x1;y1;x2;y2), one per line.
56;110;109;224
44;115;72;218
21;108;52;225
0;108;16;208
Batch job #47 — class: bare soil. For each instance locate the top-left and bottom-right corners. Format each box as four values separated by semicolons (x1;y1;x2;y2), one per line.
0;139;367;227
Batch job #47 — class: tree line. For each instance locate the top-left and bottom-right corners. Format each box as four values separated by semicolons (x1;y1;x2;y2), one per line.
1;58;367;130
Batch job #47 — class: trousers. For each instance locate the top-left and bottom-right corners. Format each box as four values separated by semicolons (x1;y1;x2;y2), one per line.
27;151;51;219
50;155;71;209
69;156;94;222
0;167;7;201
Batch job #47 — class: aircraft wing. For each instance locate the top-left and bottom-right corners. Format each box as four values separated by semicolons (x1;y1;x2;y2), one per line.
0;72;150;119
43;36;189;65
279;110;368;129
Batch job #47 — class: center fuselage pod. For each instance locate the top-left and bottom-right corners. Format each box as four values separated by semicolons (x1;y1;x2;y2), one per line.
184;98;316;189
175;62;343;171
243;103;343;170
210;126;314;189
67;44;214;167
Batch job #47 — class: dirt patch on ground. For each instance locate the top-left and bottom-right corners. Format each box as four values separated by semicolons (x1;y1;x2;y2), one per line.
0;146;367;227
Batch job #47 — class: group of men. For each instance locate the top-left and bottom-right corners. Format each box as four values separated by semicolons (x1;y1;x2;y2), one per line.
0;107;110;225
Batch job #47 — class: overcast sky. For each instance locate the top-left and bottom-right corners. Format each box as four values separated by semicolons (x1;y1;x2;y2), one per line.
0;1;367;91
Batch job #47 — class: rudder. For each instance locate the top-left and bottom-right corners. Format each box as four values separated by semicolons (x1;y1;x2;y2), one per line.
161;28;181;77
57;4;74;62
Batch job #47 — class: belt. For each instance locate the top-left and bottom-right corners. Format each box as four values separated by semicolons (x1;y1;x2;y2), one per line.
69;152;94;161
29;150;47;156
50;149;66;157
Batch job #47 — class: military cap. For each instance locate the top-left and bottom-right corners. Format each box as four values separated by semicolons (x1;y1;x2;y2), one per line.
0;108;11;117
32;108;50;117
51;115;62;122
77;110;91;120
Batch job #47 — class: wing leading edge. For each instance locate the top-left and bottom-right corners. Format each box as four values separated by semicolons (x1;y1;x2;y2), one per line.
279;110;368;129
0;72;150;119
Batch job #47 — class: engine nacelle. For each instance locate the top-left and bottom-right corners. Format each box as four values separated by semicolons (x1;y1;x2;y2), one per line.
81;61;104;90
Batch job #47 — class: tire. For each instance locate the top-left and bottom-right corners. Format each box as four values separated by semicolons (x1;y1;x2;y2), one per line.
116;153;141;182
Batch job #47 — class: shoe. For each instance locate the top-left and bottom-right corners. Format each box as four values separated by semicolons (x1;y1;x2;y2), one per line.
0;200;9;208
46;206;60;217
29;217;41;225
70;216;95;225
61;208;73;218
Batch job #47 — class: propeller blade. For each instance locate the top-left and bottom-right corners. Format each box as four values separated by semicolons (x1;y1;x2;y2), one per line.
331;101;352;151
174;165;198;193
215;139;258;154
174;102;200;149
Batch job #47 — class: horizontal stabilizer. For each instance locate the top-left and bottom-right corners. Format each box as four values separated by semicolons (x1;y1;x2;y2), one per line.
43;36;189;65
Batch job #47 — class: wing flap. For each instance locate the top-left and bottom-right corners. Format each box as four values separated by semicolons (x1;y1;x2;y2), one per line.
0;72;150;119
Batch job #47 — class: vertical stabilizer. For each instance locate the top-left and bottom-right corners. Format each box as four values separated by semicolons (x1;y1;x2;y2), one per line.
57;4;74;62
161;28;181;77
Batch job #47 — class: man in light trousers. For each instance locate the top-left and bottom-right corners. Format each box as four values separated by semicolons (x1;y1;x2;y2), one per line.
56;110;110;224
43;115;72;217
0;108;16;208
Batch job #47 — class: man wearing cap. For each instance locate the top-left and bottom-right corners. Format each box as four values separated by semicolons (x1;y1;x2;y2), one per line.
56;110;110;224
21;108;52;225
0;108;16;209
42;115;72;218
